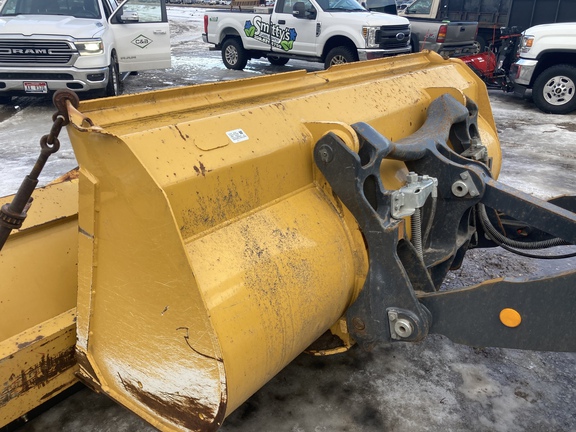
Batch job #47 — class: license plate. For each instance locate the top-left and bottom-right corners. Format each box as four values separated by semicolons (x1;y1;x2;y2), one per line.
24;81;48;93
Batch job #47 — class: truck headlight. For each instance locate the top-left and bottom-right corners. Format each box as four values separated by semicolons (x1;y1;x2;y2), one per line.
362;26;380;49
518;35;534;55
75;39;104;55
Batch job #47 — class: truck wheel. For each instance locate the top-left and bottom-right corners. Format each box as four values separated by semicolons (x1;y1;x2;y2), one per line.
268;56;289;66
532;64;576;114
222;38;248;70
104;54;122;97
473;35;486;53
324;46;357;69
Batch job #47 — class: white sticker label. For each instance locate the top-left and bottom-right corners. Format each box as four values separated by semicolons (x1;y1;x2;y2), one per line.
226;129;249;143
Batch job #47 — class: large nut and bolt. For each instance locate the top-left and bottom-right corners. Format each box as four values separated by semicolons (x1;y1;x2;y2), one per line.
452;180;469;197
394;318;414;338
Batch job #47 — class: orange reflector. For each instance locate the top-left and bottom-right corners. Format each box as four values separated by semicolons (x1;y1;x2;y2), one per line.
500;308;522;328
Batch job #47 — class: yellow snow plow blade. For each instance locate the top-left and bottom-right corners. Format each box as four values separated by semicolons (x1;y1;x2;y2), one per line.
64;52;501;431
0;51;502;431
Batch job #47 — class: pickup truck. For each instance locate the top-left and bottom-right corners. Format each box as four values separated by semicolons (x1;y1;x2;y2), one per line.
405;0;576;52
398;0;478;57
202;0;412;70
0;0;171;103
509;22;576;114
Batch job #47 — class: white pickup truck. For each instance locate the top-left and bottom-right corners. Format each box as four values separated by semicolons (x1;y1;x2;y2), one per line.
202;0;411;70
0;0;171;103
509;22;576;114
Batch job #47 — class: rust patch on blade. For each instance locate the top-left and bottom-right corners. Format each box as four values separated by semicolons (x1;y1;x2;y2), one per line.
17;335;44;350
75;350;102;393
193;161;210;177
119;376;226;432
48;168;80;185
0;346;76;407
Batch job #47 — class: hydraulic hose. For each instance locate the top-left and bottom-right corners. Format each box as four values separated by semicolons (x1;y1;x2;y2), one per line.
478;204;576;259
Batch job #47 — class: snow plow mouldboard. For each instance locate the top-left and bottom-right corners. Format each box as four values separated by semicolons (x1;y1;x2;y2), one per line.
59;52;501;431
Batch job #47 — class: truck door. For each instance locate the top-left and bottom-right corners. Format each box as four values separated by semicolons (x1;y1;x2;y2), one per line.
270;0;318;56
237;12;276;51
109;0;171;72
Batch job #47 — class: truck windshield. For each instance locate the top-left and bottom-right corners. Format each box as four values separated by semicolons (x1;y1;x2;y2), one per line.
317;0;365;12
0;0;102;19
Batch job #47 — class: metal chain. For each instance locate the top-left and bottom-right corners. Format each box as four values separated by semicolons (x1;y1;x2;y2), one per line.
0;90;80;251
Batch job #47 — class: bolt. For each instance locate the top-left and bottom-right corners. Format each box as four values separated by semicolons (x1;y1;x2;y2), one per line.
461;172;469;180
352;317;365;331
388;311;398;321
318;144;333;163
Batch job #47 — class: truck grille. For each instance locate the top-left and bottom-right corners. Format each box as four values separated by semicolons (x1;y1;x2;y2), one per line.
0;40;76;65
0;72;75;80
376;25;411;50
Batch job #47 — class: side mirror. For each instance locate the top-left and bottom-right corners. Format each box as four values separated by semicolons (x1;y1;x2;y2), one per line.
292;2;315;19
292;2;305;17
